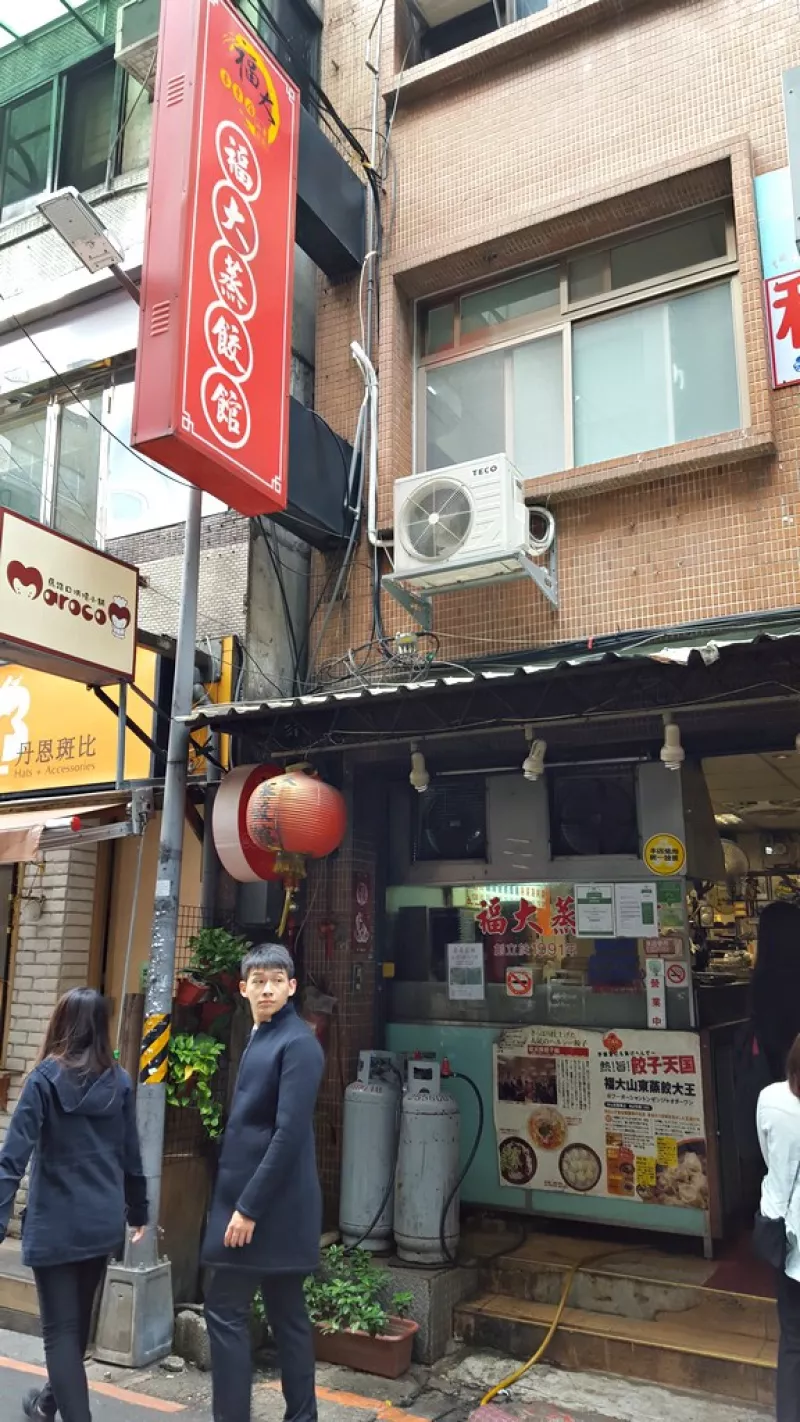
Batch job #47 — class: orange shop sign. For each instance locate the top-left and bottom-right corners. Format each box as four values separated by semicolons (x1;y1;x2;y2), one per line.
0;653;157;794
0;510;138;684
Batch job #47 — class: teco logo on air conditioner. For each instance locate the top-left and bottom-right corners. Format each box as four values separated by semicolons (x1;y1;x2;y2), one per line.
6;561;131;639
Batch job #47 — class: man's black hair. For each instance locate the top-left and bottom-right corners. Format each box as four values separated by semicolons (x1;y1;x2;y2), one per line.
241;943;296;981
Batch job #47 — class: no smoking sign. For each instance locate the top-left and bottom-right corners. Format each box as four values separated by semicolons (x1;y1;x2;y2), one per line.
665;961;688;988
506;966;534;998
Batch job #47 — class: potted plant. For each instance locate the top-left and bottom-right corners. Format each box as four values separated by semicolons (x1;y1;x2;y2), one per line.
166;1032;226;1139
186;927;252;995
303;1247;416;1378
175;975;210;1007
200;998;233;1033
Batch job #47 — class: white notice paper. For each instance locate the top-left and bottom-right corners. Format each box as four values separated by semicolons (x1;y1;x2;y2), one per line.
615;883;659;939
447;942;485;1001
575;884;615;937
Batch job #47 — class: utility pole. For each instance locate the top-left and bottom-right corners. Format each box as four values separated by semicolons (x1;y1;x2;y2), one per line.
137;482;202;1251
95;485;203;1367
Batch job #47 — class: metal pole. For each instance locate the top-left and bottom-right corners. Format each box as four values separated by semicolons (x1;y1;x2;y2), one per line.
136;486;202;1265
115;681;127;791
201;728;222;924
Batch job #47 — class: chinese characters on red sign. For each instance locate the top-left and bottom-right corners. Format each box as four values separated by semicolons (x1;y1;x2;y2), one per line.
765;270;800;389
475;893;576;937
132;0;299;515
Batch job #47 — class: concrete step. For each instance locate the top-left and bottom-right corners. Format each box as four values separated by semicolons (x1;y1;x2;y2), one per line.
482;1245;775;1339
0;1239;39;1336
454;1291;776;1409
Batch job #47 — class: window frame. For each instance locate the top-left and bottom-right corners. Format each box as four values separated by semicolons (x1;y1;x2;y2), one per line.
0;51;128;226
0;378;113;546
416;202;747;478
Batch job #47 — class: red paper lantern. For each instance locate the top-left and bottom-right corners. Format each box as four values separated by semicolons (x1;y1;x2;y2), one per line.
246;771;346;860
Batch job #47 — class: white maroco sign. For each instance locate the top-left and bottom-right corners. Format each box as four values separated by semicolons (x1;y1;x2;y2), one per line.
0;510;138;684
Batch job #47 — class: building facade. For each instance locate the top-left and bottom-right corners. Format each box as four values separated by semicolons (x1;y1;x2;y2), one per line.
221;0;800;1243
310;0;796;665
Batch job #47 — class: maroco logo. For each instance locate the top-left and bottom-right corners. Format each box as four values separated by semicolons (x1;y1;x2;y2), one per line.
6;561;42;601
5;560;130;638
109;596;131;639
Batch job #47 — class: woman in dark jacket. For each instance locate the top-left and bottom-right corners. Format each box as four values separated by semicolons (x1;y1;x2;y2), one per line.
752;901;800;1082
0;988;148;1422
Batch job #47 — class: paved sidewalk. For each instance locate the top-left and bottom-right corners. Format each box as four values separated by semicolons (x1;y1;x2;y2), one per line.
0;1330;771;1422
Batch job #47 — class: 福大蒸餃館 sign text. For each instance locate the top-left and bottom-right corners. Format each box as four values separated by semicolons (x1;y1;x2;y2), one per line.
0;511;138;685
131;0;300;516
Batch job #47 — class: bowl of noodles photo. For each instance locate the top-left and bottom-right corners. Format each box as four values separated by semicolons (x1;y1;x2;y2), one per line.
527;1106;567;1151
498;1136;537;1186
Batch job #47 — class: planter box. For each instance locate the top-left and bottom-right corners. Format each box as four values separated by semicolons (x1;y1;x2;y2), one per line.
313;1317;418;1379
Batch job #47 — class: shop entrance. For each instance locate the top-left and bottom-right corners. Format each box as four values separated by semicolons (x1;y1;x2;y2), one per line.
381;748;793;1268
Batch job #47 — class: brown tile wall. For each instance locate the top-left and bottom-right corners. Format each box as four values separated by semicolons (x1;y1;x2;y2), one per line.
301;772;379;1222
312;0;800;665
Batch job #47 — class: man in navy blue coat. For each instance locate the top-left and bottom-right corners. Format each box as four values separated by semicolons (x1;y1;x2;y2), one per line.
202;943;325;1422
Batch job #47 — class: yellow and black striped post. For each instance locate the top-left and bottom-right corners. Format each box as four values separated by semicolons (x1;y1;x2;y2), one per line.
139;1013;171;1087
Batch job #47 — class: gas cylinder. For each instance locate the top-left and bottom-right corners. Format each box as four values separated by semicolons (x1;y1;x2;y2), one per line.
339;1051;401;1252
394;1060;460;1265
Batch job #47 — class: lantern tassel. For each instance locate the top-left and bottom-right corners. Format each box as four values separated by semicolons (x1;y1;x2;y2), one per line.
278;886;292;938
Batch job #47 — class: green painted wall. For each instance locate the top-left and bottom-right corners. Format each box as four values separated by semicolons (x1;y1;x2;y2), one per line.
385;1021;708;1239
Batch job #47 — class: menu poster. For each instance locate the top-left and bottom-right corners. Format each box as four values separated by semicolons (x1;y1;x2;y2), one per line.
494;1026;708;1216
447;942;485;1001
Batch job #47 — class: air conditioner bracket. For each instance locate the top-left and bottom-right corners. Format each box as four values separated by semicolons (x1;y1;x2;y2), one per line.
383;543;558;632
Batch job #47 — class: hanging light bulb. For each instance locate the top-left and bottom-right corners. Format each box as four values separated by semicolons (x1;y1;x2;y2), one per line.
409;743;430;794
522;724;547;781
660;713;685;771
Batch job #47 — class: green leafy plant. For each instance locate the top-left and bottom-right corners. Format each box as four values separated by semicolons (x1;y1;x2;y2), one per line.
186;927;252;982
297;1247;413;1337
166;1032;225;1138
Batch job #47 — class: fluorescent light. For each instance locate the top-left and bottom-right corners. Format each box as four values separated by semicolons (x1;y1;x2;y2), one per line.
715;813;743;827
38;188;124;274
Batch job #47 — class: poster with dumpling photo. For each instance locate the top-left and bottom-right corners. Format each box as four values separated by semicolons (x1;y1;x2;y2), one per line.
493;1026;708;1215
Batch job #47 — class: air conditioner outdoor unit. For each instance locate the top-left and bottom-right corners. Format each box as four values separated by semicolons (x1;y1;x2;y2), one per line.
392;454;536;590
115;0;159;94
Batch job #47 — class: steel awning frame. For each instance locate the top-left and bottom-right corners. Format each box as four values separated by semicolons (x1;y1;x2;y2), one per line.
0;787;153;863
177;621;800;760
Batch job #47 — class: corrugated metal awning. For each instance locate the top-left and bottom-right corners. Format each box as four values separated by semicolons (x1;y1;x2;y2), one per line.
178;617;800;734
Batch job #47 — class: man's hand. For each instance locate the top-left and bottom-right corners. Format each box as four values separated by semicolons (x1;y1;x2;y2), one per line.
224;1210;256;1248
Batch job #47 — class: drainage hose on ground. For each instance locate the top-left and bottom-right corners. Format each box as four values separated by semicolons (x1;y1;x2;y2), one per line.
479;1247;626;1406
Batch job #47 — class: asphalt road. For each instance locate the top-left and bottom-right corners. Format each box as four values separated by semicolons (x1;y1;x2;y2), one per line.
0;1349;207;1422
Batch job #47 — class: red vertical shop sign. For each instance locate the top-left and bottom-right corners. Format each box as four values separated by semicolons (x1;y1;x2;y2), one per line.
132;0;299;516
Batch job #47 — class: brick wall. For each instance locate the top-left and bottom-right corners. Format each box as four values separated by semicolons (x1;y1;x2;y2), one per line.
312;0;800;667
110;513;252;646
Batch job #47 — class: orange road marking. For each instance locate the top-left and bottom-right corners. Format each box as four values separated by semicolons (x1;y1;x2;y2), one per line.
0;1354;186;1412
263;1378;432;1422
